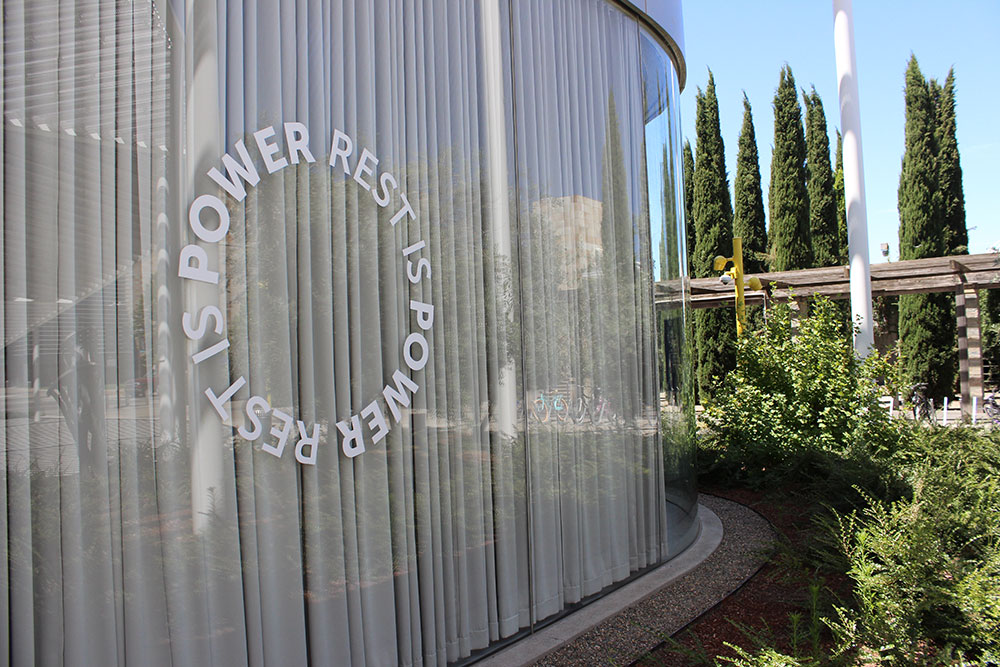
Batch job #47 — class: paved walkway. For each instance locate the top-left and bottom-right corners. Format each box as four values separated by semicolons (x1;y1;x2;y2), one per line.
479;494;775;666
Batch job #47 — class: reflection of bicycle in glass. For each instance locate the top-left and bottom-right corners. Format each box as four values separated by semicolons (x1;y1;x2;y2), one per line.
532;390;569;423
568;393;587;423
591;387;619;424
910;383;934;423
575;386;613;424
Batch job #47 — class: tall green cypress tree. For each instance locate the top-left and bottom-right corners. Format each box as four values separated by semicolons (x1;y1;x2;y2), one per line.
833;129;848;264
768;65;812;271
936;69;968;255
693;72;736;400
803;87;840;267
899;58;941;259
832;129;853;330
683;139;696;276
898;55;954;398
733;94;767;275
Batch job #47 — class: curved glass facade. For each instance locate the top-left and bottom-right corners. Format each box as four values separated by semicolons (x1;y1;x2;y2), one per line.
0;1;694;664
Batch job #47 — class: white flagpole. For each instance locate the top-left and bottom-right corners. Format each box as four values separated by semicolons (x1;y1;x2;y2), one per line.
833;0;874;356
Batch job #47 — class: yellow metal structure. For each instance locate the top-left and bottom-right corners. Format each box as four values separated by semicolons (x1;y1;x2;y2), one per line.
713;237;762;336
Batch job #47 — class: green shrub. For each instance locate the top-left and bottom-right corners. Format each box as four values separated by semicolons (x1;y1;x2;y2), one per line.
698;298;1000;664
830;428;1000;663
720;645;815;667
700;297;903;498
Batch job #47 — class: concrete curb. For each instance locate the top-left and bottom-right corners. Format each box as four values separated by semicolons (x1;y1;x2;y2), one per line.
478;503;725;667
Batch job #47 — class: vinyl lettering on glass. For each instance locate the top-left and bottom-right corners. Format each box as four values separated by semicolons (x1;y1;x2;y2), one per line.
178;123;434;464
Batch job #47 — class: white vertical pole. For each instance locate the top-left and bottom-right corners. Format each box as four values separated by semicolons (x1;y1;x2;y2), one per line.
943;396;949;425
186;0;225;533
973;396;978;424
480;0;522;635
833;0;874;357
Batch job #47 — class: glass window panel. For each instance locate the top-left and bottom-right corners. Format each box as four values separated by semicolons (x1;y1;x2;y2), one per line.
1;1;694;664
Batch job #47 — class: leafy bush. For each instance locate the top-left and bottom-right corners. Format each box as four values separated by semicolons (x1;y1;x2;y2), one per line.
700;297;903;498
830;429;1000;663
697;299;1000;664
720;644;815;667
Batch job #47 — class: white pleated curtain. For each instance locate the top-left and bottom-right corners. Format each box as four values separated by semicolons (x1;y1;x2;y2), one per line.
2;0;173;664
508;0;668;620
1;1;676;665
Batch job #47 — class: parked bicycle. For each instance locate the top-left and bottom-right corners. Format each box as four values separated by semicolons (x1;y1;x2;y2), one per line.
586;386;613;424
984;392;1000;426
909;383;935;423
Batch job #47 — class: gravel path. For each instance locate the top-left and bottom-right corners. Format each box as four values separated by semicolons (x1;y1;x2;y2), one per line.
530;494;776;666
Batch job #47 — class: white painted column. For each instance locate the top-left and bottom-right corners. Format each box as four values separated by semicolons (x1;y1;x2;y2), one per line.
481;0;516;444
480;0;522;638
833;0;874;357
186;0;226;533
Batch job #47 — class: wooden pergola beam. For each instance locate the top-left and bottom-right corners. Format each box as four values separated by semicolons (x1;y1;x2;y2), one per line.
659;252;999;418
680;252;1000;308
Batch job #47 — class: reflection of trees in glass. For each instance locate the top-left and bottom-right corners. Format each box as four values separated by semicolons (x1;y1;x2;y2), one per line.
656;143;685;404
597;93;641;420
660;145;680;282
683;141;696;276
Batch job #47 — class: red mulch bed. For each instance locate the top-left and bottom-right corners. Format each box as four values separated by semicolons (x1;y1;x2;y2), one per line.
636;487;852;666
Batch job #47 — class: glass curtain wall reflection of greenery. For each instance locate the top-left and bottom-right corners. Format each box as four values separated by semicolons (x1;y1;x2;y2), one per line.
2;0;695;665
641;30;699;545
509;0;687;623
1;1;173;664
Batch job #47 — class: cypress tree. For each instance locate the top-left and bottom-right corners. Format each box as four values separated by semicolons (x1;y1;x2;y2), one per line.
899;58;941;259
768;65;812;270
803;87;840;267
936;69;968;255
833;130;848;264
683;139;696;276
733;94;767;275
898;55;953;398
832;129;853;331
693;71;736;400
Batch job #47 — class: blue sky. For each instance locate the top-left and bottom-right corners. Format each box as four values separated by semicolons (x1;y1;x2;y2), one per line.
678;1;999;263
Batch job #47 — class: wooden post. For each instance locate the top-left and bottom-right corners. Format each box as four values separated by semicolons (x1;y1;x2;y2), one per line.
957;286;983;417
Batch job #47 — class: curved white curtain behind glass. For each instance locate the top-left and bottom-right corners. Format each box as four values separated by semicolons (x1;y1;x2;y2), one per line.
509;0;668;622
1;1;691;665
642;29;699;552
2;1;173;664
185;2;525;664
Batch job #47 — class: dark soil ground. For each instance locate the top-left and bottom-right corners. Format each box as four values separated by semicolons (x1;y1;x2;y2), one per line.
635;487;851;666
